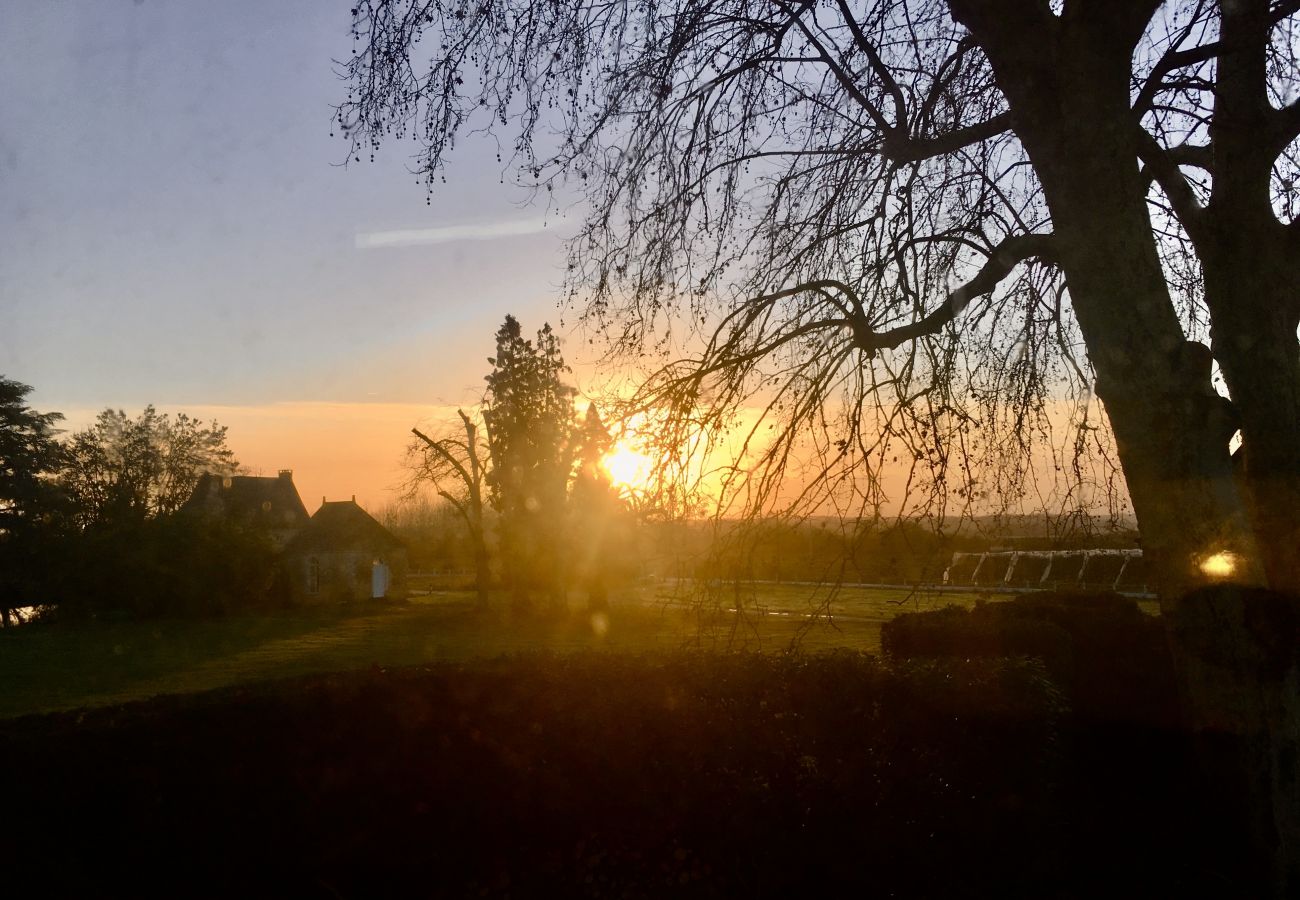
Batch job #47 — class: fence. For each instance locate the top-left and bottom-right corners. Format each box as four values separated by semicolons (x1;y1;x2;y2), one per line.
944;549;1150;596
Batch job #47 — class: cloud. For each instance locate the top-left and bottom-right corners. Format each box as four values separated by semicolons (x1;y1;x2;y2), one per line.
355;217;551;249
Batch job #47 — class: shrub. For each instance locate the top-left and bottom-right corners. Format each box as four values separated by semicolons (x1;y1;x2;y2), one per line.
49;515;279;618
0;652;1067;896
881;591;1179;725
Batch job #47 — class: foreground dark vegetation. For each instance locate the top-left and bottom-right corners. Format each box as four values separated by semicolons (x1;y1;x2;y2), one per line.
0;592;1273;898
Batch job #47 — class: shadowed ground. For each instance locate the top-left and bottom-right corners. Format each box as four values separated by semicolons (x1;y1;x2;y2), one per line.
0;584;1033;719
0;651;1255;898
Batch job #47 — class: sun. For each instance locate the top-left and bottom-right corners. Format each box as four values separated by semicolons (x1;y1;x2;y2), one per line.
602;440;652;491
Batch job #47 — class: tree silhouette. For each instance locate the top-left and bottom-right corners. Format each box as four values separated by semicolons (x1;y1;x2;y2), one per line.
483;316;576;608
0;377;65;625
338;0;1300;600
569;403;620;611
62;406;238;527
410;409;492;609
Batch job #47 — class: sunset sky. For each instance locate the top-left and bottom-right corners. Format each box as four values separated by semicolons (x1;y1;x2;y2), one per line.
1;1;586;510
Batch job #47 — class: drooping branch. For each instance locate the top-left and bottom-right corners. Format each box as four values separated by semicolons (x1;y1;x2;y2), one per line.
342;1;1115;530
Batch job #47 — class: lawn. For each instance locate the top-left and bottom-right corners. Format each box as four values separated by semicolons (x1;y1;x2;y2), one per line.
0;582;1022;719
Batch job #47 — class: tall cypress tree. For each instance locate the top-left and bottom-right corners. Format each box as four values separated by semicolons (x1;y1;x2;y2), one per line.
483;317;575;608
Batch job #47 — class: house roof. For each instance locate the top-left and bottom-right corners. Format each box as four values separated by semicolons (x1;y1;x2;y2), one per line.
181;471;311;530
286;500;405;554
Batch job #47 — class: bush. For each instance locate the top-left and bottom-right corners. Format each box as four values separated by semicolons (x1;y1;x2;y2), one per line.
1;652;1067;896
881;591;1179;725
48;515;280;618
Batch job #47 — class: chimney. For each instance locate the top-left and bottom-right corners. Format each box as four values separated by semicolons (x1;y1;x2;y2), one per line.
278;469;293;481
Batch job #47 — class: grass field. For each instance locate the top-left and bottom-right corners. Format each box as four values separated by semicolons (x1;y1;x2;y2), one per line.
0;582;1026;719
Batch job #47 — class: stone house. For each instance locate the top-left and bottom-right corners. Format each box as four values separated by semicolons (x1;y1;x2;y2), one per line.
181;470;312;550
181;471;406;602
283;499;408;603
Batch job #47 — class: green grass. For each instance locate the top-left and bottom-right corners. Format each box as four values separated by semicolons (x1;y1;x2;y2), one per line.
0;582;1047;719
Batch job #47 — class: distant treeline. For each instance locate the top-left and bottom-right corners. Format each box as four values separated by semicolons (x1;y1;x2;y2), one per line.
380;503;1140;588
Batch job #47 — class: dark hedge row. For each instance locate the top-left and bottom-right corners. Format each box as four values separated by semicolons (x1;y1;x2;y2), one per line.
0;651;1258;897
882;591;1181;726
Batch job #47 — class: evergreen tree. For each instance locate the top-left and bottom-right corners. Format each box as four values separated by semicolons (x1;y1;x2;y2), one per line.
0;377;65;624
483;316;575;608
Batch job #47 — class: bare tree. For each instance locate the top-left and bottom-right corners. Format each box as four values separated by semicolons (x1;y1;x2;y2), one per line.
1134;0;1300;591
410;409;491;609
337;0;1298;602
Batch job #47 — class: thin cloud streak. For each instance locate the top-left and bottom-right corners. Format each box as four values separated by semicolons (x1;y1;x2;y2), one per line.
355;217;551;249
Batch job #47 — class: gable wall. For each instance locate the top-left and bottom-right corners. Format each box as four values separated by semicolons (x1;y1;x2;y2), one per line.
285;548;408;603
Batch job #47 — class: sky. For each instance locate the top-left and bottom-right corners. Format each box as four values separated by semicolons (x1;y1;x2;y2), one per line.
0;1;1130;526
1;0;584;511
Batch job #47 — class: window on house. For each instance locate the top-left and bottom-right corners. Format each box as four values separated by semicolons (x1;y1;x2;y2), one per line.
307;558;320;595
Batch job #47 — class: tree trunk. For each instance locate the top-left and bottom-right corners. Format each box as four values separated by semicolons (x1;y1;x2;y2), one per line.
1203;241;1300;594
1189;11;1300;886
944;6;1298;893
472;535;491;611
950;1;1261;598
1196;0;1300;594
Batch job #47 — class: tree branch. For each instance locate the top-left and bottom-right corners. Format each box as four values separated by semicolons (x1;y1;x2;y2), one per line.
1133;0;1300;116
1266;98;1300;156
1135;129;1206;233
883;112;1012;164
412;426;474;490
1164;142;1214;171
771;0;892;131
832;0;909;131
852;233;1056;355
1135;41;1223;114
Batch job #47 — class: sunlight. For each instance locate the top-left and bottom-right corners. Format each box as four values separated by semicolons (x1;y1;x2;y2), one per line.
602;440;653;491
1198;551;1239;580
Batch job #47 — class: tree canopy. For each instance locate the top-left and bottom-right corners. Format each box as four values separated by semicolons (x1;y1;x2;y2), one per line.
0;377;66;622
0;377;65;538
338;1;1300;596
61;406;239;527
